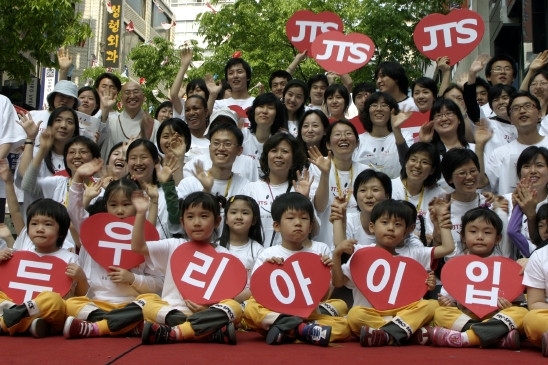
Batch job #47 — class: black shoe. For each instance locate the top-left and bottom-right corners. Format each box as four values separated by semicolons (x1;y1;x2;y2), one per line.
141;322;178;344
209;322;237;345
30;318;51;338
266;326;293;345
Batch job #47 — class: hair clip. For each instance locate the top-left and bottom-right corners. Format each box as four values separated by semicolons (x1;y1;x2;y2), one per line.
480;202;491;208
229;196;235;203
417;210;426;217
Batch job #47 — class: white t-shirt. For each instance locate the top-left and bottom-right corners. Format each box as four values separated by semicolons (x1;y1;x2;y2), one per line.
486;136;548;195
0;94;26;199
345;213;424;248
13;227;75;253
446;194;488;259
523;245;548;303
227;239;264;289
483;119;518;158
309;161;367;248
213;97;255;128
540;115;548;136
342;245;434;308
176;174;249;199
481;103;495;119
354;132;413;179
391;177;445;236
287;120;299;137
79;245;163;303
307;240;332;258
172;98;186;120
185;134;210;164
241;128;265;173
252;245;318;274
183;154;258;182
398;97;419;112
242;180;294;247
146;239;233;315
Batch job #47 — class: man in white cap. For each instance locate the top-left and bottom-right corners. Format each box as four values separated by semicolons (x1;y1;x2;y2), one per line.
99;81;160;158
183;108;258;182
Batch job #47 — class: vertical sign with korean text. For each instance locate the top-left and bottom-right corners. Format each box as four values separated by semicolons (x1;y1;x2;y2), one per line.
39;68;58;110
104;0;124;69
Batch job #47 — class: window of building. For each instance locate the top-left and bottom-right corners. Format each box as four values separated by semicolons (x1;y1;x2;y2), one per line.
127;0;146;17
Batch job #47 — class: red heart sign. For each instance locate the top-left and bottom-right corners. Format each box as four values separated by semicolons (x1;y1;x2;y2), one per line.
350;247;428;310
250;252;331;318
227;105;250;119
170;241;247;305
0;251;72;304
80;213;159;271
413;9;484;66
346;116;365;134
286;10;344;53
311;31;375;75
441;255;525;318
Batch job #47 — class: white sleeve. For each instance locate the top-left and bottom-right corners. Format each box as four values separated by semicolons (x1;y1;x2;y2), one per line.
523;250;546;289
146;239;174;275
176;176;204;199
485;151;499;192
67;182;88;233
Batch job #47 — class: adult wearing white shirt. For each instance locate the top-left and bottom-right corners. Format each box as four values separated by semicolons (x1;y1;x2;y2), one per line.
93;73;122;119
375;61;419;112
183;94;210;163
282;79;309;137
307;74;329;110
480;91;548;195
481;54;518;118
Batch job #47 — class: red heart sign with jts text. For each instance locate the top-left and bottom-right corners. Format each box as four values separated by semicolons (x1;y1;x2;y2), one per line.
170;241;247;305
311;31;375;75
350;247;428;310
441;255;524;318
413;9;484;66
286;10;344;53
0;251;72;303
250;252;331;318
80;213;159;271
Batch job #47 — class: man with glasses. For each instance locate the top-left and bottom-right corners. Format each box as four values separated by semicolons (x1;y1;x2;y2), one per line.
99;81;161;158
177;122;249;199
480;91;548;195
479;54;518;118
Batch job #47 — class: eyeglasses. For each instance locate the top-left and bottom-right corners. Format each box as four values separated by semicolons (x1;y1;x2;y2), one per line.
369;103;390;110
123;90;142;96
531;82;548;88
452;169;479;178
211;141;237;149
433;111;455;120
510;102;537;114
492;67;513;73
332;131;355;139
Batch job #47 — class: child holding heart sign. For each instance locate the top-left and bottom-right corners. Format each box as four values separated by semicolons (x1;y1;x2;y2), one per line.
332;198;454;347
432;207;527;350
0;200;87;338
132;191;243;345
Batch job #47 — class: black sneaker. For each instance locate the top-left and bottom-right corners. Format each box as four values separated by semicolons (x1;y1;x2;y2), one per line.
266;326;293;345
298;323;332;347
141;322;178;344
209;323;237;345
30;318;51;338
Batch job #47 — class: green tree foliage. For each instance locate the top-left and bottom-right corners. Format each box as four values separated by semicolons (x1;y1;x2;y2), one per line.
0;0;92;82
127;37;203;110
193;0;464;91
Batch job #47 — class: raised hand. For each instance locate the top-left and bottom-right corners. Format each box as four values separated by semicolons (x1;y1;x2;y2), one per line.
391;109;413;130
204;73;222;95
293;168;314;197
38;127;55;151
515;179;538;218
57;47;73;71
436;56;451;73
131;190;150;214
142;181;159;202
295;50;308;63
454;72;469;89
180;47;193;65
75;158;104;181
99;88;117;111
529;50;548;73
194;160;213;192
84;180;103;201
0;159;13;183
156;155;180;183
308;146;331;174
17;113;41;139
326;71;339;85
474;124;493;146
469;53;491;74
432;196;451;228
418;120;435;143
168;133;187;159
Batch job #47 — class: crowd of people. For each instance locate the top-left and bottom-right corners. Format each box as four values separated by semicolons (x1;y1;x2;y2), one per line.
1;44;548;355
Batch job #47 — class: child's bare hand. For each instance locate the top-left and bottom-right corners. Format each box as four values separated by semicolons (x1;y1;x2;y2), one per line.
426;271;436;291
65;263;87;282
334;239;357;257
493;196;509;213
184;299;208;313
107;266;135;285
320;254;333;268
437;293;455;307
497;297;512;310
266;257;284;265
0;248;13;262
84;180;103;201
131;190;150;214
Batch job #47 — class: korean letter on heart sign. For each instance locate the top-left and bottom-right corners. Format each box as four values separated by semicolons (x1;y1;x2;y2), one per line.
350;247;428;310
80;213;159;271
0;251;72;304
310;31;375;75
441;255;525;318
250;252;331;318
286;10;344;53
170;241;247;305
413;9;484;66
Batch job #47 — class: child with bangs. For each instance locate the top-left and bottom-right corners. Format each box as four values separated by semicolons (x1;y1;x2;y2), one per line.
432;207;527;351
333;199;454;347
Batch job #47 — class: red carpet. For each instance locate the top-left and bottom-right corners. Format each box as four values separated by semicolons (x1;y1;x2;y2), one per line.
1;332;543;365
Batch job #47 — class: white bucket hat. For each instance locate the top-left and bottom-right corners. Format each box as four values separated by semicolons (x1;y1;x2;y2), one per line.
210;108;239;126
47;80;81;109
